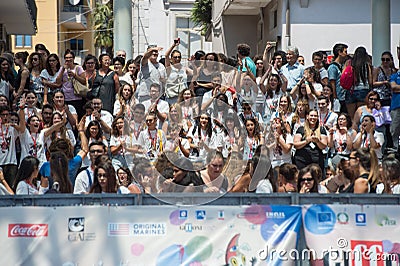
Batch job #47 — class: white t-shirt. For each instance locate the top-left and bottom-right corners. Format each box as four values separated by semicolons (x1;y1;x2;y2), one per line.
54;105;77;130
40;129;76;165
0;79;10;99
164;138;190;157
73;167;94;194
318;111;338;130
0;125;20;166
137;129;167;160
270;134;293;168
40;68;61;94
85;110;113;139
16;180;48;195
110;134;136;164
137;61;167;98
187;126;222;160
256;179;274;193
376;183;400;194
81;138;108;168
202;90;234;107
19;130;44;163
119;72;134;86
142;99;170;115
353;131;385;159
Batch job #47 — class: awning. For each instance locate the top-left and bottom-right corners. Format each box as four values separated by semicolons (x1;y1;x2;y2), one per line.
0;0;37;35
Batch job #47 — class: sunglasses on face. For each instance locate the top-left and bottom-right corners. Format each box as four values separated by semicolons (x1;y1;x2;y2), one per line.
381;58;391;62
300;178;313;182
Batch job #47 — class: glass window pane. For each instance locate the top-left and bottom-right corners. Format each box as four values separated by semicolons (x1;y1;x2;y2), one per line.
70;39;77;50
15;35;23;47
177;31;188;59
24;36;32;47
78;39;83;50
190;32;202;57
176;17;189;29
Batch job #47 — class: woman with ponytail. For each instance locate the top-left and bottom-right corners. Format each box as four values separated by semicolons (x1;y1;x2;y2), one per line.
376;156;400;194
49;151;72;193
348;147;379;193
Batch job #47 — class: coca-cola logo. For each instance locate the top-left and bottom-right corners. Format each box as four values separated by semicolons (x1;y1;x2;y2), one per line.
8;224;48;237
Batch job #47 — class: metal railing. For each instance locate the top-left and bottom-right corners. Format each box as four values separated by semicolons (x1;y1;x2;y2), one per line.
1;193;399;207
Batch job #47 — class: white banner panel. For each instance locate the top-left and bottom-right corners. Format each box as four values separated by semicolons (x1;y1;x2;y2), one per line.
302;205;400;266
0;205;302;266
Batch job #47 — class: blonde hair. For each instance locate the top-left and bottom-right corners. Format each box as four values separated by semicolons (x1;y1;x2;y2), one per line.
304;110;321;139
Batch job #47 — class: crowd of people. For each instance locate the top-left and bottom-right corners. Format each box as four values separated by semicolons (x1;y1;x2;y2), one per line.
0;40;399;195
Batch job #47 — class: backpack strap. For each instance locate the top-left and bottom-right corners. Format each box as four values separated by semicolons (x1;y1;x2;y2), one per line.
86;169;93;188
331;62;342;72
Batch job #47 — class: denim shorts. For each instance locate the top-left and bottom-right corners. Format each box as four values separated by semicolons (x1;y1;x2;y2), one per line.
345;89;369;104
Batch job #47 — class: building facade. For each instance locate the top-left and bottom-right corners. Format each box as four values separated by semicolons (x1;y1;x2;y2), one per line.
133;0;211;59
211;0;400;67
0;0;37;53
10;0;96;64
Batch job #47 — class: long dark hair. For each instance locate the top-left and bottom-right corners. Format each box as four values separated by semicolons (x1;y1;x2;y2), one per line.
85;120;103;140
266;73;282;99
83;54;99;70
49;111;67;142
90;161;117;193
50;151;72;193
297;164;320;193
45;53;61;76
382;156;400;194
111;115;127;137
0;57;15;83
193;111;212;138
354;148;379;191
245;118;261;142
212;93;229;114
15;51;29;64
117;166;134;187
13;156;39;191
352;46;371;85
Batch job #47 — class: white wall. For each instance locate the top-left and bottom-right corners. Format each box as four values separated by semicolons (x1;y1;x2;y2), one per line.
133;0;212;59
283;0;400;67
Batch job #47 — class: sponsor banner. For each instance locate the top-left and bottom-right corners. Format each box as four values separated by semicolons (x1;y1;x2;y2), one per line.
0;205;302;266
8;224;48;237
302;205;400;266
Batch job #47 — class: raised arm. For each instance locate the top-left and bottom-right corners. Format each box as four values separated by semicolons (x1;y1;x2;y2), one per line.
262;42;274;66
259;65;272;95
44;115;67;138
13;98;27;133
165;41;179;69
77;116;88;160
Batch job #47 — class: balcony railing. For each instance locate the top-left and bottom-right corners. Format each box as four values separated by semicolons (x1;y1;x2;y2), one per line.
63;5;84;13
